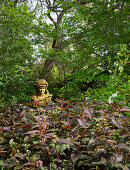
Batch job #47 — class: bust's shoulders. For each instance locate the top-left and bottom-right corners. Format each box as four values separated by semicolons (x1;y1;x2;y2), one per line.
31;95;37;99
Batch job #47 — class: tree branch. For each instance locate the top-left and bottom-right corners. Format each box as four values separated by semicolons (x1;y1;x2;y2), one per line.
111;1;124;11
120;2;125;10
57;10;64;24
47;12;57;27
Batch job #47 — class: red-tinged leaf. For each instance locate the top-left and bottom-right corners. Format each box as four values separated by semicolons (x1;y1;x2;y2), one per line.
48;149;52;153
38;108;46;112
16;123;32;129
79;145;88;148
11;150;17;156
14;153;24;159
45;134;57;140
77;119;86;127
32;125;40;129
22;102;34;106
36;160;43;167
25;130;40;135
45;123;49;129
91;157;107;165
23;162;35;167
20;110;26;116
106;140;117;144
65;112;74;116
100;157;107;164
32;144;46;149
59;138;72;144
16;109;21;113
83;108;92;120
47;129;59;132
0;126;10;130
62;125;72;129
69;104;75;107
34;116;42;121
0;109;6;113
117;143;130;152
112;153;123;163
69;119;72;124
61;107;66;110
120;108;130;112
54;106;62;110
112;112;123;117
95;110;104;115
95;148;106;155
0;150;7;153
111;118;121;127
61;121;70;125
14;123;23;126
88;138;96;145
9;163;18;168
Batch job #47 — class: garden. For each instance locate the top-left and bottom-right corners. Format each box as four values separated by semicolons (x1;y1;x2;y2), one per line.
0;0;129;169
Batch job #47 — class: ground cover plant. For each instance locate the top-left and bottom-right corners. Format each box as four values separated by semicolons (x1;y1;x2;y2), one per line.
0;99;129;169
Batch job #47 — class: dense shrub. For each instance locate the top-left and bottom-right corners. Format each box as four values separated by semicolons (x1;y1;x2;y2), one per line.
0;99;129;169
0;65;35;106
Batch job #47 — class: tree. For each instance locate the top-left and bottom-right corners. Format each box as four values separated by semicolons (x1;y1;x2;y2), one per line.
0;1;36;104
42;0;129;99
34;0;129;76
0;0;129;103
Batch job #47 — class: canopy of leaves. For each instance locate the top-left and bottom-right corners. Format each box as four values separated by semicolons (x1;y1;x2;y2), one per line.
0;1;37;104
0;0;129;104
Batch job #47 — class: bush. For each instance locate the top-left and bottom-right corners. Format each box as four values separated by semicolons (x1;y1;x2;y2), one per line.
0;99;129;169
0;65;35;106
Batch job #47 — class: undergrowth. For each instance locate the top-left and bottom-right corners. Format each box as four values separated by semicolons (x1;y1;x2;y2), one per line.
0;99;129;170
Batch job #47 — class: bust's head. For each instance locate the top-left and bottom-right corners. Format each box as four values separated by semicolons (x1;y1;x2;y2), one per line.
37;79;48;88
39;85;46;95
35;79;48;95
31;79;52;106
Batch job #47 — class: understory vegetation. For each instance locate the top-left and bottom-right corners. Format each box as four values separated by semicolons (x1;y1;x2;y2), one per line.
0;100;130;169
0;0;129;169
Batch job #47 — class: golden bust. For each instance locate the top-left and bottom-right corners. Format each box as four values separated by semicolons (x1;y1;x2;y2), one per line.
31;79;52;106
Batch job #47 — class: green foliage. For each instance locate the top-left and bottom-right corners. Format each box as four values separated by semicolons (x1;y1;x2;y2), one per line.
44;0;129;101
85;45;129;105
0;65;35;106
0;0;129;110
0;1;35;65
0;1;36;105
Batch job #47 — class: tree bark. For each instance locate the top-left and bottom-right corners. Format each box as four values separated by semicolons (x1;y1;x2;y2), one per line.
43;1;66;78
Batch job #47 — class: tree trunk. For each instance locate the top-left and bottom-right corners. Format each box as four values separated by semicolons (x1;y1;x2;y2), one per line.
43;9;65;78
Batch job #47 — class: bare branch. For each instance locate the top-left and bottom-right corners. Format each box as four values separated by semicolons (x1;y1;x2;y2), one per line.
47;12;57;27
120;2;125;10
53;0;56;6
45;0;51;7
